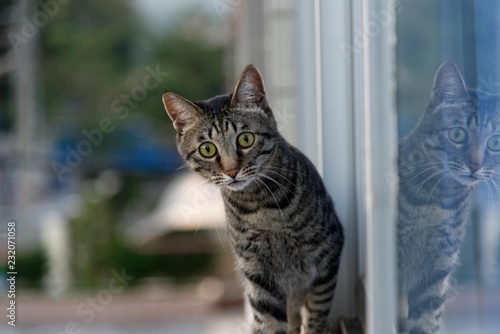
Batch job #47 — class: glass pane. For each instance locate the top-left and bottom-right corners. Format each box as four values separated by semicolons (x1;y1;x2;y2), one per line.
397;1;500;333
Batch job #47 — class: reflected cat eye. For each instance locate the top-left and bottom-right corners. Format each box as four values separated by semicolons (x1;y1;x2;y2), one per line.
487;135;500;151
237;132;255;148
448;127;467;143
199;142;217;158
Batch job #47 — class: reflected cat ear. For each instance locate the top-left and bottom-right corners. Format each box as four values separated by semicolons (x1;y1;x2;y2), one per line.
230;64;268;110
432;61;468;103
162;92;200;132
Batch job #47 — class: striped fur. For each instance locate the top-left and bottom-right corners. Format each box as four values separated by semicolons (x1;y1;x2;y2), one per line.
163;65;344;334
398;62;500;334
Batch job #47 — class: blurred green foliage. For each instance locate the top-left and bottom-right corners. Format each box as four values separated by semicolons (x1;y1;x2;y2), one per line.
70;183;115;288
112;241;216;285
396;0;441;138
41;0;226;148
41;0;138;120
0;249;46;289
39;0;228;289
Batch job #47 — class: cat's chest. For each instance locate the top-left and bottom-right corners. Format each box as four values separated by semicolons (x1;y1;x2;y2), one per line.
398;186;471;227
237;210;287;229
222;194;295;228
400;203;456;225
398;198;470;290
231;227;314;276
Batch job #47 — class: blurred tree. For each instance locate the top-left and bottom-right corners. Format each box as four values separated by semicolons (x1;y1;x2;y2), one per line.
112;236;216;285
40;0;228;289
70;182;115;288
396;0;441;138
41;1;226;148
0;1;15;133
0;249;46;289
41;0;138;122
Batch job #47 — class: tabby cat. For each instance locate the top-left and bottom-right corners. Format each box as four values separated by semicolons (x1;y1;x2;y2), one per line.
162;65;344;334
398;61;500;334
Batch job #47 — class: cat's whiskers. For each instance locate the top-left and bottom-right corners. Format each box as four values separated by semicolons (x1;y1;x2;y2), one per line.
398;162;443;174
214;215;228;254
485;180;494;209
247;174;262;196
254;176;284;218
176;162;190;171
407;169;448;206
265;170;299;190
422;173;449;223
257;172;294;197
401;165;442;190
253;175;267;194
414;169;448;193
489;176;500;199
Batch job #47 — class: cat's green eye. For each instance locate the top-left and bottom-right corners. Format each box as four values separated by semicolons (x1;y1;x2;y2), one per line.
199;142;217;158
237;132;255;148
448;127;467;143
487;135;500;151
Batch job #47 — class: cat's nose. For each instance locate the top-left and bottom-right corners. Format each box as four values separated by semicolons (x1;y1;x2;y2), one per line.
469;164;481;173
225;168;240;178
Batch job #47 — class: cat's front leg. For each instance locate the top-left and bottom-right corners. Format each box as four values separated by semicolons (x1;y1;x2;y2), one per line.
397;291;409;333
406;284;447;334
406;299;445;334
243;276;289;334
287;292;306;334
302;265;339;334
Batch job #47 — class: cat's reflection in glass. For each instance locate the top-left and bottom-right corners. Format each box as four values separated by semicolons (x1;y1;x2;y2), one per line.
397;61;500;334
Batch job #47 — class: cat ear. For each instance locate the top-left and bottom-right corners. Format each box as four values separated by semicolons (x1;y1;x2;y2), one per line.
431;61;468;103
162;92;200;132
230;64;268;109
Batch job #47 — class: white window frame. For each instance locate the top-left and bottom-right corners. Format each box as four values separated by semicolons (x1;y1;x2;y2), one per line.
297;0;398;332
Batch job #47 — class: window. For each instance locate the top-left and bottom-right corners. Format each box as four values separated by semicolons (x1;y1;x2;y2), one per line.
264;0;500;333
